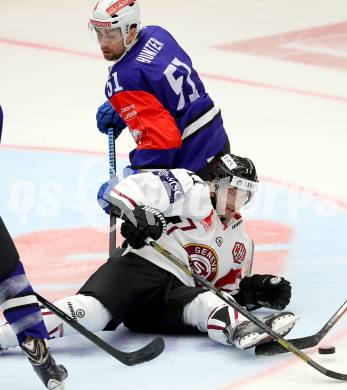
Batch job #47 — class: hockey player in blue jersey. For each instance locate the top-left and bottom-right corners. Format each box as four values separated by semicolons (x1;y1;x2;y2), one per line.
0;105;67;389
90;0;230;178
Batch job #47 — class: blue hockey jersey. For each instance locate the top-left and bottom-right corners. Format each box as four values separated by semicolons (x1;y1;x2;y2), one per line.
105;25;228;172
0;105;3;143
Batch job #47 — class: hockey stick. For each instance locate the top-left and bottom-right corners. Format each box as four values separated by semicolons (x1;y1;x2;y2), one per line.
243;239;254;277
108;128;118;257
147;240;347;381
106;128;165;362
255;299;347;356
35;293;164;366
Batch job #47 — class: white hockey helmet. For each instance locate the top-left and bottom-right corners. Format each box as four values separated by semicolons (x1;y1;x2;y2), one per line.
89;0;141;37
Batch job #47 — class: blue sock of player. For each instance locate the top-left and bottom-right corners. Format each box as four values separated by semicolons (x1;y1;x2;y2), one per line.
0;261;48;345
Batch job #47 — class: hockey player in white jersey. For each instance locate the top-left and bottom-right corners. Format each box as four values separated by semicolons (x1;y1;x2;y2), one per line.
0;154;297;351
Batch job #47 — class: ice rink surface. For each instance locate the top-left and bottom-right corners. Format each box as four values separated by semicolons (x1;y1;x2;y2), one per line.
1;1;347;389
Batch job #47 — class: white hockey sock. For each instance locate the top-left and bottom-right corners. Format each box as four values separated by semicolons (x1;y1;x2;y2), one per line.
42;294;112;338
0;294;112;349
0;320;18;349
183;291;247;346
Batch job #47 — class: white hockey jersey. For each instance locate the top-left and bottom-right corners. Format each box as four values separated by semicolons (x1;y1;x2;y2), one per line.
110;169;253;291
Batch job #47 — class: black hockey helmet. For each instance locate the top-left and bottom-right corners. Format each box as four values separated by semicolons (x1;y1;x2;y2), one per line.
208;154;259;204
209;154;257;183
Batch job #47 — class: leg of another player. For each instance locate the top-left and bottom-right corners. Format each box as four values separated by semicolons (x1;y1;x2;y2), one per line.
0;217;67;389
0;294;113;348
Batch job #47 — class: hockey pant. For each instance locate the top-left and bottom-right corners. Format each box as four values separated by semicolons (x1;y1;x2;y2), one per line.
0;291;247;349
1;250;246;348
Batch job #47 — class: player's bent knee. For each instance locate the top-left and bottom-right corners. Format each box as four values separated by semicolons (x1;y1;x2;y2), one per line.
0;217;20;278
46;295;113;337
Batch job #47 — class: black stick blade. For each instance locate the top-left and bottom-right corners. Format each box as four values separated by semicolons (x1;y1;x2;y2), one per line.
122;337;165;366
325;369;347;381
256;300;347;356
35;293;165;366
255;335;320;355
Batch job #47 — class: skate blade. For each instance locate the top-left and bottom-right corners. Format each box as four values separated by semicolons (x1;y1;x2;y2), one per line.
236;314;299;349
48;379;65;390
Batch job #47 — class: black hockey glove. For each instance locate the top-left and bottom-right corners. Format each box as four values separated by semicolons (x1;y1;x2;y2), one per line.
234;274;292;311
120;206;166;249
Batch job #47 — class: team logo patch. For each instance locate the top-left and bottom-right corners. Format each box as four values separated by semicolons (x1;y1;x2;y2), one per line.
216;237;223;246
131;129;142;143
269;277;282;286
107;0;135;16
232;242;246;264
153;170;184;204
185;244;218;284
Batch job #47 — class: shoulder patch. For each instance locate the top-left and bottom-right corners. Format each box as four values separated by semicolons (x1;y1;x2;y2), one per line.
152;170;184;203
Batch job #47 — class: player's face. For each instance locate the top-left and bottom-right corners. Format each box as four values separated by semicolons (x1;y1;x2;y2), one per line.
94;27;125;61
95;27;137;61
214;183;250;221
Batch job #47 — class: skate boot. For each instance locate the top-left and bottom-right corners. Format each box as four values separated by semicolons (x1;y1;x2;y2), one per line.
21;337;68;389
233;311;298;349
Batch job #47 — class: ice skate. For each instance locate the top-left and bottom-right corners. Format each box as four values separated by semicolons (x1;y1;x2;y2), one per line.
21;337;68;389
233;311;298;350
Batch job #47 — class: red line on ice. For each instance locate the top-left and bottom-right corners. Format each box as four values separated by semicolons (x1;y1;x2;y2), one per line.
1;36;346;104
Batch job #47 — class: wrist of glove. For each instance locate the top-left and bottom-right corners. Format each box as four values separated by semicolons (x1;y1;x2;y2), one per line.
96;100;126;137
234;274;292;311
97;168;140;215
121;206;166;249
97;178;120;215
